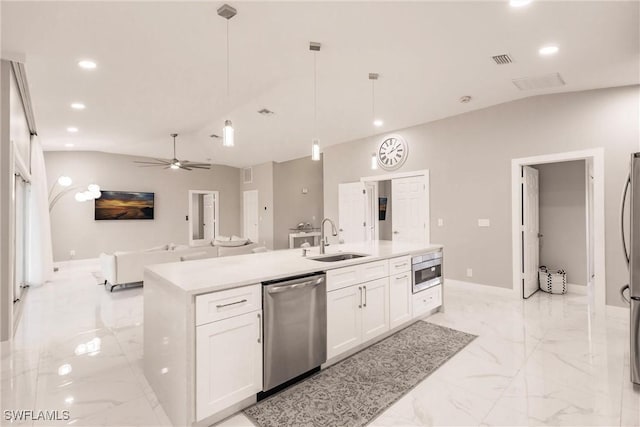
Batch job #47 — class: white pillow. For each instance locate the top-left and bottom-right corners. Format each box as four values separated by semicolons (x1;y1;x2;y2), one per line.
214;238;248;247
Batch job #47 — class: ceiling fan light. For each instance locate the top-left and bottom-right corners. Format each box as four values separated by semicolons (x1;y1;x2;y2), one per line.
311;139;320;161
223;120;234;147
170;163;180;170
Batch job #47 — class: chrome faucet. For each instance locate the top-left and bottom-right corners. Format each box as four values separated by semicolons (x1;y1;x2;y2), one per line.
320;218;338;254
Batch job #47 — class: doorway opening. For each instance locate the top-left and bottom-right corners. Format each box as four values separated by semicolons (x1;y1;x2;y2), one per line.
511;149;605;310
337;170;430;245
188;190;219;246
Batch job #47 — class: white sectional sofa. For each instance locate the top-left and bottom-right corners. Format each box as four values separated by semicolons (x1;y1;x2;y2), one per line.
99;242;259;291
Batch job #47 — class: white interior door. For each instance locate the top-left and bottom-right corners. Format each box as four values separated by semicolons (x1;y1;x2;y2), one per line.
203;193;215;241
586;159;595;288
391;176;428;243
338;182;366;244
522;166;540;298
365;182;378;242
14;177;26;300
243;190;259;243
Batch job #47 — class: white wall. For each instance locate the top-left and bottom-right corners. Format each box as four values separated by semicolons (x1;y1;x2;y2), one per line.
323;85;640;307
273;156;323;250
45;151;241;261
535;161;587;286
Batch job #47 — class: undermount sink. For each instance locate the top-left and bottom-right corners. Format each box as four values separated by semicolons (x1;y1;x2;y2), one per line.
309;253;369;262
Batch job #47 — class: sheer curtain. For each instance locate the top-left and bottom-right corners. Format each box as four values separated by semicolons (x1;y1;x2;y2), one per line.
27;136;53;286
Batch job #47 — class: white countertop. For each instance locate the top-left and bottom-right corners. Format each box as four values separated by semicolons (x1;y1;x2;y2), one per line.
145;240;442;295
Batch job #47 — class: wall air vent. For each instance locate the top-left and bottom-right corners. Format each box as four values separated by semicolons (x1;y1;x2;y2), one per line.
512;72;566;91
491;54;513;65
257;108;275;116
243;167;253;184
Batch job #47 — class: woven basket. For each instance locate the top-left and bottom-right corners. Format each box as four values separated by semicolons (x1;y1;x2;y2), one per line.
538;266;567;294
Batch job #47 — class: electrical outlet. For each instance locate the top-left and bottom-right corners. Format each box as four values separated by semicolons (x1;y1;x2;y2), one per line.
437;218;444;227
466;268;473;277
70;250;76;258
478;219;490;227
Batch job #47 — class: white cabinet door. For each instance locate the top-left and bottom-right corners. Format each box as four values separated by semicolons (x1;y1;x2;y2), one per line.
389;272;412;329
327;285;362;360
338;182;367;244
361;278;389;343
196;311;262;421
392;175;429;243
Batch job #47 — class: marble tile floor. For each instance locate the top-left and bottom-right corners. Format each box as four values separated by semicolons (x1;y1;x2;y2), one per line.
2;262;638;426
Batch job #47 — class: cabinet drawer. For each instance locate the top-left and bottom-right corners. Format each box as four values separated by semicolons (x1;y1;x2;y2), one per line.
327;266;360;292
412;285;442;318
389;255;411;273
196;284;261;326
359;259;389;283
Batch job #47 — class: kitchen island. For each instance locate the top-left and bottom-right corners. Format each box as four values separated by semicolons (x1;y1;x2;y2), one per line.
143;240;443;427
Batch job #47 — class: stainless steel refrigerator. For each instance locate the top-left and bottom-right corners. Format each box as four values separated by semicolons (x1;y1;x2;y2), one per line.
621;152;640;385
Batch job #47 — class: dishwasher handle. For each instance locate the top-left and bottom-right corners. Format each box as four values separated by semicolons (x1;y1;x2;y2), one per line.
266;277;324;294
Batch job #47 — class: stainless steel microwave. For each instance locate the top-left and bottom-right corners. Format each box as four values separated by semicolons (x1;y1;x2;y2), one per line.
412;251;443;293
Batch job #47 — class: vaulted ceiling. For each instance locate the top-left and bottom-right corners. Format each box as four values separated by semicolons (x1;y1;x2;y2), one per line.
2;1;638;167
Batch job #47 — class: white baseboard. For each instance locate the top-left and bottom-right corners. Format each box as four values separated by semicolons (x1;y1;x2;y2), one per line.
54;257;100;271
445;279;514;296
567;283;587;295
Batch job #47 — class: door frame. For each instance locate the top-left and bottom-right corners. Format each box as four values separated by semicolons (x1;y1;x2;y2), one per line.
188;190;219;246
511;148;605;310
242;189;259;244
364;181;379;242
360;169;430;244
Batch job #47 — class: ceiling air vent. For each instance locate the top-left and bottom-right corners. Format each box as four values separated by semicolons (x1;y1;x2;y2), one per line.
512;72;566;91
243;167;253;184
491;54;513;65
257;108;275;116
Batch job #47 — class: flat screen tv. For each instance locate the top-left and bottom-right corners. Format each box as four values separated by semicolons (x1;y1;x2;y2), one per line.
95;191;154;220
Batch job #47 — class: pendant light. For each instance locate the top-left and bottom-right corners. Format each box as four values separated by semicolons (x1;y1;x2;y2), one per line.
369;73;383;127
371;153;378;170
218;4;237;147
310;42;321;161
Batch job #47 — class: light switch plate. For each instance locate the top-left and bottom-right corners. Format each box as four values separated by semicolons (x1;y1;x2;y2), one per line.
478;219;490;227
466;268;473;277
437;218;444;227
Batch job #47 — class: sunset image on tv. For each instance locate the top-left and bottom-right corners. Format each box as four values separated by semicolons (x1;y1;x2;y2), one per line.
95;191;154;220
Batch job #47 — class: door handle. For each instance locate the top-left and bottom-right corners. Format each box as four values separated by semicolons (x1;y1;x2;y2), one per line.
216;299;247;309
358;287;362;308
621;173;631;268
621;284;631;304
267;278;324;294
257;313;262;343
363;285;367;307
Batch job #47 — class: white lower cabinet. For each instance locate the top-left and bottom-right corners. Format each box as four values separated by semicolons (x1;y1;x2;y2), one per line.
327;278;389;360
412;284;442;318
195;310;262;421
389;272;412;329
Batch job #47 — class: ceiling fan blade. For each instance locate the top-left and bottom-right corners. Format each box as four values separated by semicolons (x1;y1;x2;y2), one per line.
187;165;211;169
136;164;167;168
179;166;193;171
134;161;168;165
182;163;211;168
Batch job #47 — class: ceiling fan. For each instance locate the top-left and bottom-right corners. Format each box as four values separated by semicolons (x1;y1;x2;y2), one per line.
134;133;210;171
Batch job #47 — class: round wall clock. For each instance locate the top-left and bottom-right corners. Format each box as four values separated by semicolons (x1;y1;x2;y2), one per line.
377;135;408;171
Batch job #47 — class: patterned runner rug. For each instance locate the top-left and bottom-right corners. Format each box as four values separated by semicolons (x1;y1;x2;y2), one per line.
243;321;476;427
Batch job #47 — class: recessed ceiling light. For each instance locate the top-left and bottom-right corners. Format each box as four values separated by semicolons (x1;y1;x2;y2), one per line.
67;127;78;133
510;0;532;7
70;102;86;110
373;119;384;127
64;143;74;148
539;45;559;56
78;60;97;69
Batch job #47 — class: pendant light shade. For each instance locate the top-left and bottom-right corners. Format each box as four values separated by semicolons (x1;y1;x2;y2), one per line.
371;153;378;170
223;119;234;147
369;73;383;127
312;139;320;161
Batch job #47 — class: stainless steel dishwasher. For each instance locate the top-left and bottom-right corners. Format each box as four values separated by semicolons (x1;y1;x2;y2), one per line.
262;273;326;393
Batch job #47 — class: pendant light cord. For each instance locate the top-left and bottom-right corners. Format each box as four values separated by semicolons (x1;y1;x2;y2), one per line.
173;135;176;158
313;51;317;137
226;19;230;99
